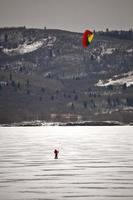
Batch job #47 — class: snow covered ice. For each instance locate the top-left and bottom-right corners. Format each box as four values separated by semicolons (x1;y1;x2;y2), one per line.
0;126;133;200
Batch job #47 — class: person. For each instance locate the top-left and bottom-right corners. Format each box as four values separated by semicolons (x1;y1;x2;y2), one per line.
54;149;59;159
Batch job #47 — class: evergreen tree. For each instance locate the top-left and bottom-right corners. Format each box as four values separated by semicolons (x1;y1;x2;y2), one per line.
83;101;87;109
122;83;127;90
9;73;12;81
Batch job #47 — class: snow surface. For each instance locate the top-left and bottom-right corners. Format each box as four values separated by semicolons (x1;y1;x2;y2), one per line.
0;126;133;200
96;71;133;87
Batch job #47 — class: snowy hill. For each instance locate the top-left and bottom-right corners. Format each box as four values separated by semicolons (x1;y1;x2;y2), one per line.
0;27;133;124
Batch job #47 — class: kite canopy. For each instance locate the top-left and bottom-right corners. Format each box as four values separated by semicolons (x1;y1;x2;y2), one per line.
82;30;94;48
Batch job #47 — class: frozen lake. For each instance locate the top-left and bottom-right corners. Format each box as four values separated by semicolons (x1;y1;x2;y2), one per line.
0;126;133;200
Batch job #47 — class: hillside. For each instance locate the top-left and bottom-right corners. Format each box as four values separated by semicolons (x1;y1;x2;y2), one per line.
0;27;133;124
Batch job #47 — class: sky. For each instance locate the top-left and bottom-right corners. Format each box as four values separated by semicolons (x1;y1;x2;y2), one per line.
0;0;133;32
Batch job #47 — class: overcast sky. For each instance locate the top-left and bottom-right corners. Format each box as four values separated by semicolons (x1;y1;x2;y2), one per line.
0;0;133;32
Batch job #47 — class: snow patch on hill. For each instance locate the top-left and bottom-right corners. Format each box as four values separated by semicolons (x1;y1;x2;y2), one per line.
96;71;133;87
3;39;47;56
126;49;133;53
2;36;56;56
100;46;115;56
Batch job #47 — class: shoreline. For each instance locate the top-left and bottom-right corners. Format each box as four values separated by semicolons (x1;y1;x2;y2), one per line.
0;120;132;127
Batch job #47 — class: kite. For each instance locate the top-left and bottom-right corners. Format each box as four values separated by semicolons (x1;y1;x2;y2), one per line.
82;30;94;48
